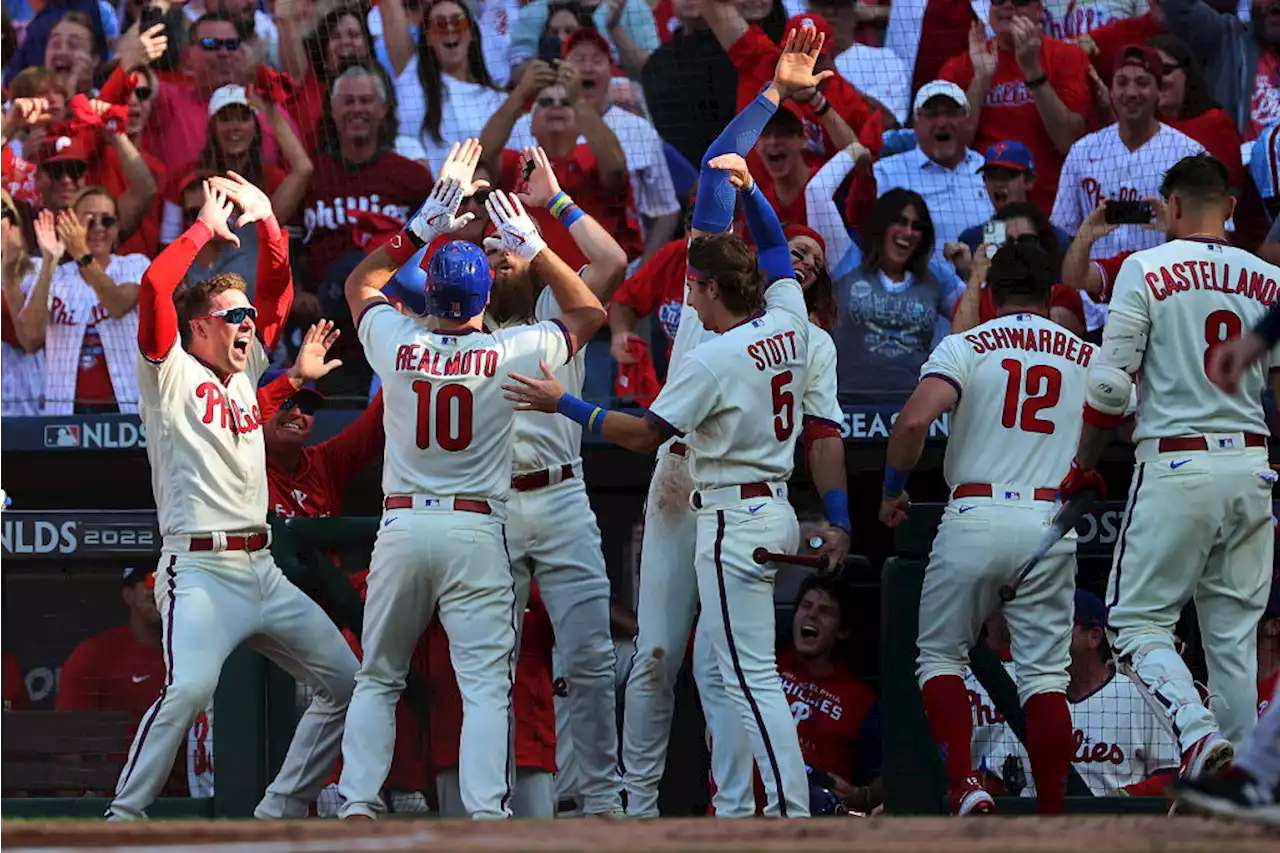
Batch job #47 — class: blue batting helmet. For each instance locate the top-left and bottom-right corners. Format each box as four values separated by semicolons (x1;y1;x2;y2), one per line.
807;767;850;816
424;240;491;320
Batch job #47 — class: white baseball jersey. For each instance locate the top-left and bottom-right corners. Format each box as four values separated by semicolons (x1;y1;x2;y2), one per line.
921;313;1093;490
136;333;272;537
965;661;1019;779
1051;124;1204;261
800;324;842;427
1109;238;1280;443
358;301;572;501
647;278;811;490
977;670;1180;797
486;286;588;473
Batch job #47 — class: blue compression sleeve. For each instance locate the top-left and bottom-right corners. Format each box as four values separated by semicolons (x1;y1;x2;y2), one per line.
692;92;779;234
740;184;793;282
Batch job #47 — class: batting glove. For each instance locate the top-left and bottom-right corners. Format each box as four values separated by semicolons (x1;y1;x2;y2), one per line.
485;190;547;263
1057;460;1107;502
404;178;473;248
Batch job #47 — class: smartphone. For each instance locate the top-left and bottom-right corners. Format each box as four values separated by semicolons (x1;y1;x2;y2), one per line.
1104;199;1154;225
523;156;536;183
538;35;563;68
138;4;165;31
982;220;1006;259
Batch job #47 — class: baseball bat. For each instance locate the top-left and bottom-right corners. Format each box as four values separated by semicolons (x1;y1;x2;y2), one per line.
753;547;831;573
998;490;1097;603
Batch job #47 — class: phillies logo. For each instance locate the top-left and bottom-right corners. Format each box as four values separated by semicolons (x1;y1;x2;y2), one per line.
196;382;262;435
1073;730;1125;765
790;700;811;723
1082;178;1140;210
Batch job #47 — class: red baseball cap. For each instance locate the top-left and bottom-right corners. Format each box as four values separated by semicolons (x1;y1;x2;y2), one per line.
1114;44;1163;81
783;222;826;254
35;130;92;167
784;13;833;54
562;27;612;61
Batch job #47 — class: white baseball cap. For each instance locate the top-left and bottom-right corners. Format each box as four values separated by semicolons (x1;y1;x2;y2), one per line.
208;84;252;118
913;80;969;116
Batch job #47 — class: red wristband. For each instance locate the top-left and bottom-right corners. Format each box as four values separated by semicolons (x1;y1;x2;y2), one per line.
1082;403;1124;429
384;230;420;267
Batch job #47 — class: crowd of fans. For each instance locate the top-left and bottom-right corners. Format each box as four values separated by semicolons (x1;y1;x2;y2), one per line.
4;0;1280;417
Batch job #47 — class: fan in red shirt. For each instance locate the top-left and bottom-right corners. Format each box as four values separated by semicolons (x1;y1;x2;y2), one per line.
427;584;558;817
256;321;385;521
609;237;686;364
940;1;1094;214
1078;3;1166;85
55;568;210;797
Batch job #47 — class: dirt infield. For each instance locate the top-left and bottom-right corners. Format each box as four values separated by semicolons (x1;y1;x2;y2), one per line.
3;816;1277;853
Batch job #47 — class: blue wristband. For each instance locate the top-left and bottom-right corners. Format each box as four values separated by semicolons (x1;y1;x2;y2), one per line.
883;465;909;497
822;489;851;534
556;394;606;435
561;205;586;228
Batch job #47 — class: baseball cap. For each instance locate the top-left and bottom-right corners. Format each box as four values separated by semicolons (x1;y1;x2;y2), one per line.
562;27;612;61
980;140;1035;174
783;222;827;254
122;566;153;586
913;80;969;115
1074;589;1107;630
208;84;252;117
1114;44;1163;81
35;131;92;167
286;383;326;413
784;13;834;54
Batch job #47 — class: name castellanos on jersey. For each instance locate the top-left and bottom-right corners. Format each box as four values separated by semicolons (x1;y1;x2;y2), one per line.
393;344;500;377
1141;247;1280;302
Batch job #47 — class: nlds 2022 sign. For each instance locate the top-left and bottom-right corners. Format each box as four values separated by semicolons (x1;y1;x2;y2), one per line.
1;513;159;557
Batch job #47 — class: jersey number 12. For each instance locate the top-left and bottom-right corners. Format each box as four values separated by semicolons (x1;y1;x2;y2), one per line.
1000;359;1062;434
412;380;474;451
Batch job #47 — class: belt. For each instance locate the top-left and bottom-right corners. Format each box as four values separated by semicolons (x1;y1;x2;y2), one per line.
189;532;270;552
1157;433;1266;452
670;442;687;457
952;483;1058;502
383;495;492;515
511;464;574;492
691;482;771;510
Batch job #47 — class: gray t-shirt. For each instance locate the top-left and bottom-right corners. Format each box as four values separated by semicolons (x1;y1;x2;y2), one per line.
831;266;943;398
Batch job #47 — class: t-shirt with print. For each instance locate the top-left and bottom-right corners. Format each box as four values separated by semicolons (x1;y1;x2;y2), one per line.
940;38;1094;214
1250;48;1280;142
77;324;115;406
612;238;686;358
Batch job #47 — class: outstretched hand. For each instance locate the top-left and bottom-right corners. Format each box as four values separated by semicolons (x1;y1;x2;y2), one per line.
772;25;834;101
707;153;754;192
516;146;562;208
289;319;343;383
437;138;490;197
197;180;241;247
503;360;567;413
208;171;272;228
406;178;474;244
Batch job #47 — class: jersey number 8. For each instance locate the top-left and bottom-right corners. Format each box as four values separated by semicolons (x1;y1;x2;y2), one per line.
1203;310;1242;380
1000;359;1062;434
412;379;474;451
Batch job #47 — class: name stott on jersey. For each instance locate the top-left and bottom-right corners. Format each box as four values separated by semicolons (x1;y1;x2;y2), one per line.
648;278;812;489
1110;239;1280;443
358;302;572;500
922;313;1094;490
137;336;271;537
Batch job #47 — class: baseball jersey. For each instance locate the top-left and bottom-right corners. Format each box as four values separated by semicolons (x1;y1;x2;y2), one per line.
1108;238;1280;443
965;661;1017;779
357;302;573;501
922;312;1093;490
136;322;272;537
647;278;811;490
487;286;588;474
801;324;843;429
1051;124;1205;260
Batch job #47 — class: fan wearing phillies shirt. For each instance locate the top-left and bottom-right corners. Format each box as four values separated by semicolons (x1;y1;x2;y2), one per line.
256;319;386;520
56;567;213;799
940;0;1094;213
1061;154;1278;787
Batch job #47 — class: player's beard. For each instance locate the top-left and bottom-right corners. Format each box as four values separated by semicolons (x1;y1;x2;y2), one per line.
488;270;537;326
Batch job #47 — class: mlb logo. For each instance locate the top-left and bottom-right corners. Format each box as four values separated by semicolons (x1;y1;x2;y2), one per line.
1004;490;1022;500
1218;437;1236;448
751;318;765;328
44;425;80;448
440;336;456;345
423;499;441;508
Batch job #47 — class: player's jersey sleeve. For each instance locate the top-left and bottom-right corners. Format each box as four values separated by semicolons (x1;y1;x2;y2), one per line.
1103;254;1153;374
647;353;722;437
356;301;418;378
764;276;810;327
918;333;974;398
496;318;575;377
801;326;842;426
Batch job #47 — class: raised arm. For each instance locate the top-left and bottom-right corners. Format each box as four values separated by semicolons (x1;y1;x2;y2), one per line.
478;63;558;176
378;0;417;79
316;391;386;492
516;146;628;303
108;130;158;244
804;144;865;275
560;65;628;191
17;212;62;353
249;88;314;226
711;153;793;283
701;0;751;53
138;181;241;360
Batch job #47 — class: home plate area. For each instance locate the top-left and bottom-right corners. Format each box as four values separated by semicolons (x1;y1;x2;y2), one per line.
2;816;1277;853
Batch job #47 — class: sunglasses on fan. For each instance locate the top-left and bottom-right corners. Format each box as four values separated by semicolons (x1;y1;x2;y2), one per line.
280;396;319;416
427;13;469;36
198;36;241;52
196;305;258;324
83;214;119;229
42;161;88;182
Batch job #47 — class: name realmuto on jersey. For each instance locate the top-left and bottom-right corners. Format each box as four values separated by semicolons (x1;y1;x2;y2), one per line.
747;330;799;370
1144;259;1279;303
393;344;499;377
197;382;262;433
963;325;1095;366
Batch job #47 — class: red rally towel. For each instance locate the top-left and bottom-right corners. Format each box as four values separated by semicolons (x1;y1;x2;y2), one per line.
615;337;661;407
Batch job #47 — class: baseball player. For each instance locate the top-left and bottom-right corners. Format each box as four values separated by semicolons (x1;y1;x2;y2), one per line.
336;139;607;820
480;145;629;816
505;35;838;813
110;173;360;822
610;33;854;820
1061;154;1277;785
880;243;1091;816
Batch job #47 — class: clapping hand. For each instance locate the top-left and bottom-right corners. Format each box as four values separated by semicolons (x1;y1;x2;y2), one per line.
288;319;343;384
197;180;241;248
1010;16;1043;77
208;171;273;227
33;209;65;261
56;210;89;259
968;22;996;80
516;146;562;208
503;360;567;413
771;25;834;101
485;190;547;262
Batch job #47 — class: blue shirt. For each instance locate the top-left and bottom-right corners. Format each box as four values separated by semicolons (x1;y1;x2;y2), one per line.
3;0;107;86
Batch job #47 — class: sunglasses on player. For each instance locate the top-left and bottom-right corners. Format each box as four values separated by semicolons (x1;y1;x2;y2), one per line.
196;305;258;324
280;396;319;416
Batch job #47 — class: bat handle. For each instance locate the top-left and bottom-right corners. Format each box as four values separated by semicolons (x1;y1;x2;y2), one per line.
753;548;831;572
998;584;1016;603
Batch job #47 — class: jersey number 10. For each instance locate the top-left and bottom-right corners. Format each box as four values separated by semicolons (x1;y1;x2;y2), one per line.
413;379;474;451
1000;359;1062;434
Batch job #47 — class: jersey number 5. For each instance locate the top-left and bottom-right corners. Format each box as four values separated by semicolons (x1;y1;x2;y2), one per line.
1203;310;1243;380
412;380;474;451
1000;360;1062;434
772;371;794;441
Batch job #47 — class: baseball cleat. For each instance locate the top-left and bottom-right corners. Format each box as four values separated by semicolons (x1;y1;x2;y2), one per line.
949;775;995;816
1171;767;1280;828
1180;732;1234;779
